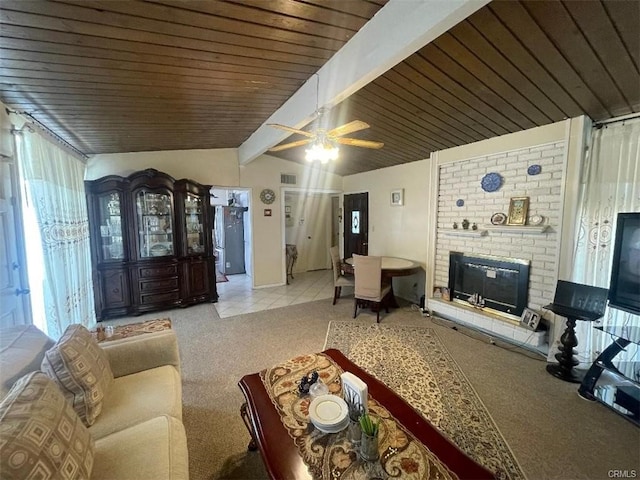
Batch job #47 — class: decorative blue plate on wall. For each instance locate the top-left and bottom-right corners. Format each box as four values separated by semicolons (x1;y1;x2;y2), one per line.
527;164;542;175
481;172;503;192
456;199;464;207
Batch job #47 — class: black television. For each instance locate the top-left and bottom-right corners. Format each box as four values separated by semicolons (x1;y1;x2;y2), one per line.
608;212;640;315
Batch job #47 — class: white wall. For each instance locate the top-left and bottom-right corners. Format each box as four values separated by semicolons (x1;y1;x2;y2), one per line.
434;140;567;313
428;120;571;294
86;148;240;185
428;120;588;342
343;160;432;303
241;154;342;286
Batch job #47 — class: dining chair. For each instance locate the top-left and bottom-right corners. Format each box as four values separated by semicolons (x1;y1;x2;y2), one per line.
353;254;391;322
330;246;354;305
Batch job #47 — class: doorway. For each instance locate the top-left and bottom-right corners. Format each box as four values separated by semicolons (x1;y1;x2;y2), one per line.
344;192;369;259
284;192;331;273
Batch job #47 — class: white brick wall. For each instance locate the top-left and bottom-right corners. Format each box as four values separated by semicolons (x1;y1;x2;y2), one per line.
434;141;566;315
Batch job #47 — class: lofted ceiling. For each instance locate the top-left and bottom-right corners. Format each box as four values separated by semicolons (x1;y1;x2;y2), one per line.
1;0;638;176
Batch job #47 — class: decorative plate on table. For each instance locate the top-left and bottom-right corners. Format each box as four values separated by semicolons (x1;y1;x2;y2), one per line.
481;172;503;192
308;394;349;433
260;188;276;204
491;212;507;225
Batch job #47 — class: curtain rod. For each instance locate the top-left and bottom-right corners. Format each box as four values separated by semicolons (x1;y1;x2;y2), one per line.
5;107;88;160
594;111;640;127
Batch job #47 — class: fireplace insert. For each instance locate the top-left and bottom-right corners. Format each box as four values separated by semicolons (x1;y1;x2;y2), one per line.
448;252;530;321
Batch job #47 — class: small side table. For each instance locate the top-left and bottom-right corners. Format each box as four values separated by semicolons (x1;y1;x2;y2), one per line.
545;308;602;383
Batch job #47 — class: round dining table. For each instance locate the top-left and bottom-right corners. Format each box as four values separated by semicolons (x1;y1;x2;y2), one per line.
344;256;421;274
343;256;421;307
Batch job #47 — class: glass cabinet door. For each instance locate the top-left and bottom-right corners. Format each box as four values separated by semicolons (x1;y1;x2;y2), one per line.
136;191;174;258
184;193;204;254
97;192;124;261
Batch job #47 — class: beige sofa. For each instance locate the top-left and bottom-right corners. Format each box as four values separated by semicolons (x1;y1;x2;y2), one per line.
0;325;188;480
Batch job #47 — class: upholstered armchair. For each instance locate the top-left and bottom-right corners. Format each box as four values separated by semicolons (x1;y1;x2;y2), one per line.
353;254;392;322
330;246;354;305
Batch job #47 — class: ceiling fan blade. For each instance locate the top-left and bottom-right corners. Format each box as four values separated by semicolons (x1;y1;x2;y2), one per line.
336;138;384;149
267;123;315;138
327;120;370;138
269;138;313;152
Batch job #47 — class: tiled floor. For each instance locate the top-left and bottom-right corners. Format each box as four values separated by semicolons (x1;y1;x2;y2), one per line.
214;269;339;318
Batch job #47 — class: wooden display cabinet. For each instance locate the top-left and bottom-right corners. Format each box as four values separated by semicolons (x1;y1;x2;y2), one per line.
86;169;217;320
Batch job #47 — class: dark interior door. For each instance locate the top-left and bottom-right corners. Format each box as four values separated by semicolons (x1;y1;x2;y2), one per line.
344;192;368;259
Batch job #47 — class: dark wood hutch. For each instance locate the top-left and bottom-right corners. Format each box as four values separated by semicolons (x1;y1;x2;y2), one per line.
85;169;217;320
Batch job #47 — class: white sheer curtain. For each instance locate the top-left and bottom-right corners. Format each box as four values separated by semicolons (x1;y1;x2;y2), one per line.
566;117;640;366
16;128;95;339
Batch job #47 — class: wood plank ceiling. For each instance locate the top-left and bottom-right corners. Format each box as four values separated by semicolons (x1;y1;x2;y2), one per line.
1;0;638;176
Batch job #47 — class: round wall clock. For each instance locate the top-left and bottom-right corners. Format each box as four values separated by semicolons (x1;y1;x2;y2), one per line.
260;188;276;204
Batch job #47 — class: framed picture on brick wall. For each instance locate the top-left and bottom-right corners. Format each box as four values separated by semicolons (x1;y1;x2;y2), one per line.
507;197;529;225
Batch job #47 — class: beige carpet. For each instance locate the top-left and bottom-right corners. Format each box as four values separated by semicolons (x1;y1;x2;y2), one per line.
105;299;640;480
324;321;524;480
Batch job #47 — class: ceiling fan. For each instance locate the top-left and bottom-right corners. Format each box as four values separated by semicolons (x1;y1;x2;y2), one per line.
268;117;384;152
267;108;384;163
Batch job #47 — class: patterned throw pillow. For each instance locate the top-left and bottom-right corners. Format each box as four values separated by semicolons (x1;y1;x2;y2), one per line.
41;324;114;426
0;371;95;480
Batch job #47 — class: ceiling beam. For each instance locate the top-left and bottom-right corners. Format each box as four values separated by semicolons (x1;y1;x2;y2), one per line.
237;0;490;165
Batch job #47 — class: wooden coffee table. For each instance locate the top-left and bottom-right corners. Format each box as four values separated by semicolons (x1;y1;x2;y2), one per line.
238;348;494;480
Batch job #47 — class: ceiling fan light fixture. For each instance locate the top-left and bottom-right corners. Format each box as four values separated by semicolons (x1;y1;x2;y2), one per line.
305;141;339;164
267;74;381;159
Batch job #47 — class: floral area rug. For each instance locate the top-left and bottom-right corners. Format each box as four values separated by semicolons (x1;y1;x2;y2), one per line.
323;321;525;480
216;270;229;283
